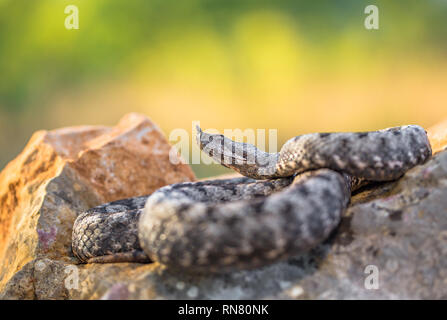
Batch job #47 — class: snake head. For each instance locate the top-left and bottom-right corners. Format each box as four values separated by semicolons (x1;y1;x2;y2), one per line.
195;125;231;168
195;125;279;179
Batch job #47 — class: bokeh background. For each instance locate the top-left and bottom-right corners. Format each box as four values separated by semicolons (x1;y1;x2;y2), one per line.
1;0;446;177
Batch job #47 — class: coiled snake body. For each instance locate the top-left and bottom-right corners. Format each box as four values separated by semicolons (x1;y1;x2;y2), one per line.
72;125;432;272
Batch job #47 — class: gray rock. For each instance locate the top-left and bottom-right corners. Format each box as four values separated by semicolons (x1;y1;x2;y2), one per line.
2;150;447;300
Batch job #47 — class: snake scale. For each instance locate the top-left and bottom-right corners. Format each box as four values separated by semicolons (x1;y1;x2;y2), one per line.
72;124;432;273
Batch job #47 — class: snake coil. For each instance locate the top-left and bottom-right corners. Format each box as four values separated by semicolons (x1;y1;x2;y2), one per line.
72;124;432;272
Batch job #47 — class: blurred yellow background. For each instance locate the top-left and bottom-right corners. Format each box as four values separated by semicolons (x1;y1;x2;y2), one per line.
0;0;446;177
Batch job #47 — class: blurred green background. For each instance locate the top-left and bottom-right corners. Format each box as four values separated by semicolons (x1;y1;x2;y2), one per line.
0;0;446;178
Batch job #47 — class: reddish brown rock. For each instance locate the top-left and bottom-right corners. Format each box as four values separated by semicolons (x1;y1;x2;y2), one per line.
0;113;195;294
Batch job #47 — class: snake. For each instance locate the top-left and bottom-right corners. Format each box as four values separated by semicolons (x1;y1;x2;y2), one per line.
72;124;432;273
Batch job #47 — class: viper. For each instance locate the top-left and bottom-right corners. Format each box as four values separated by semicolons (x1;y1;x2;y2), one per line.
72;125;431;273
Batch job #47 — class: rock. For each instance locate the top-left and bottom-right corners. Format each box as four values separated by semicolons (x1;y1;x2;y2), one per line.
97;150;447;300
0;113;195;298
427;118;447;154
1;119;447;300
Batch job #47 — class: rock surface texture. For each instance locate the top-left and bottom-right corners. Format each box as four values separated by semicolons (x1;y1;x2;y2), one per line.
0;118;446;300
